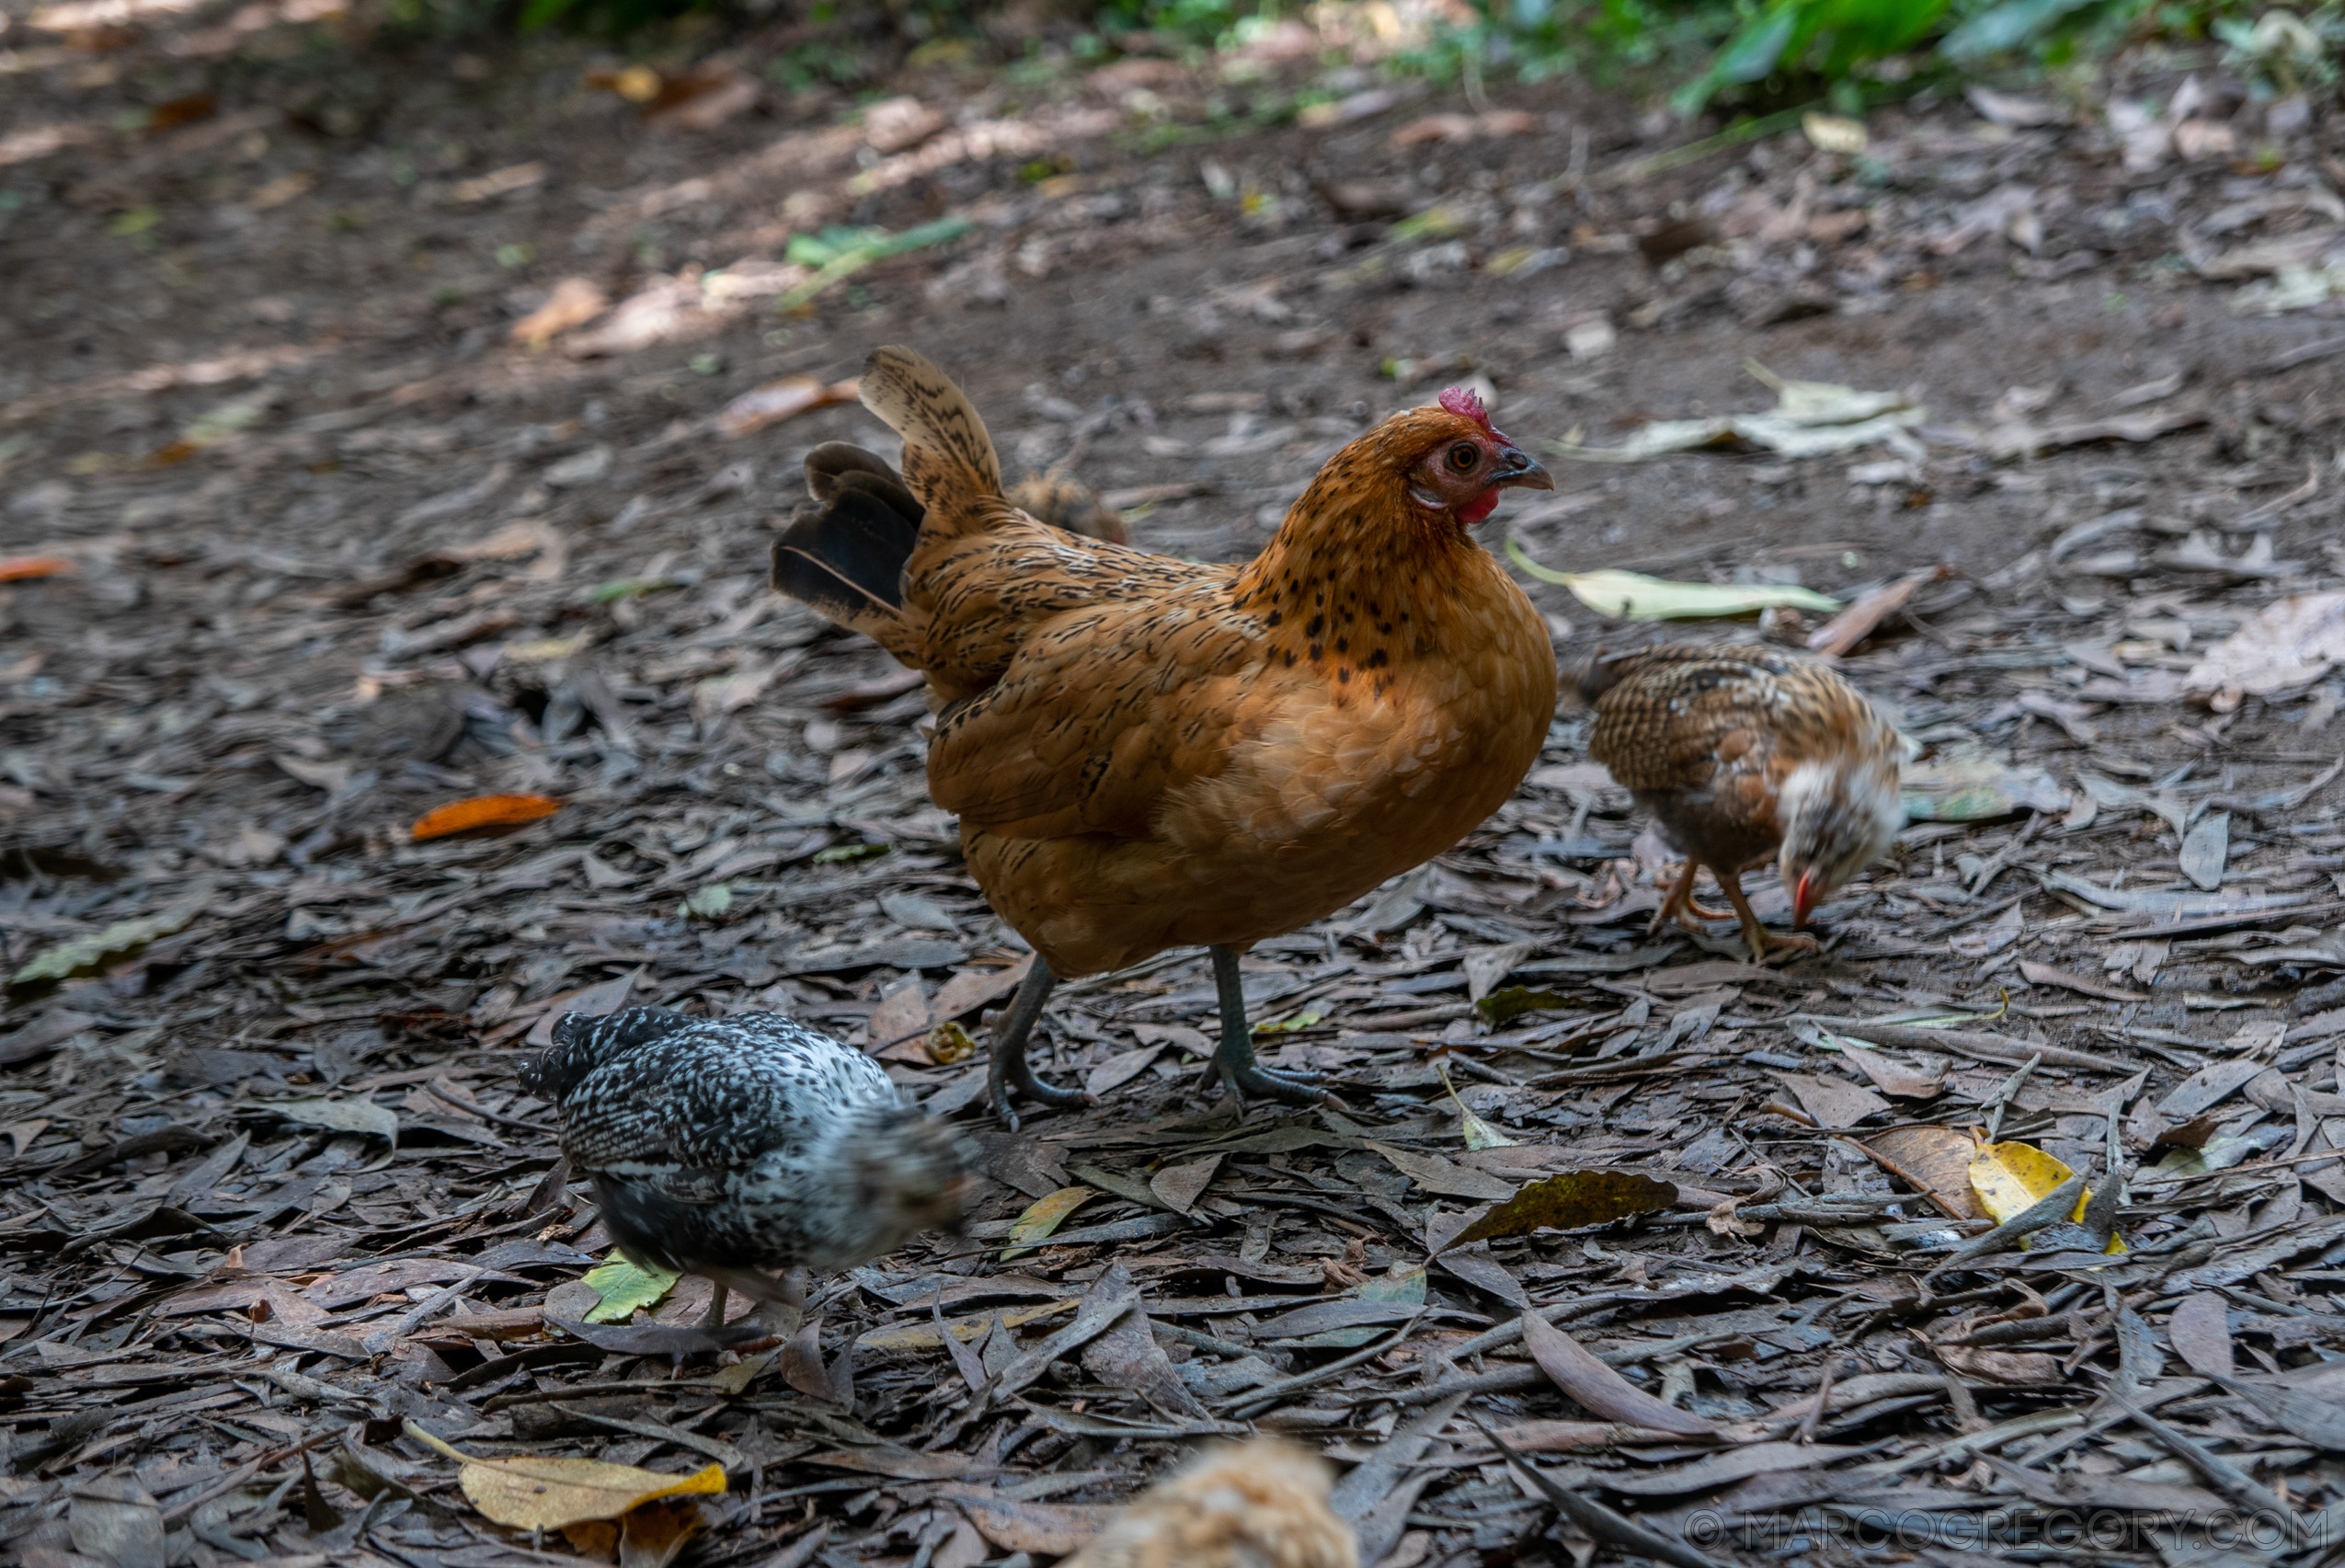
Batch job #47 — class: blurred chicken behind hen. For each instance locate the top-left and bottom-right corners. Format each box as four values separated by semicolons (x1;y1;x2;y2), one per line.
1575;643;1902;962
772;348;1556;1120
520;1007;970;1330
1061;1439;1357;1568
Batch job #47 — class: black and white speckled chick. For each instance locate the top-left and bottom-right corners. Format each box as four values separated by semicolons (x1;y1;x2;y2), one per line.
520;1007;971;1327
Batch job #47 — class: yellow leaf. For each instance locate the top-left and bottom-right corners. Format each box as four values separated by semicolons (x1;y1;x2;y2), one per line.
925;1020;977;1066
1967;1142;2077;1224
402;1421;726;1530
1968;1142;2125;1252
1001;1185;1094;1261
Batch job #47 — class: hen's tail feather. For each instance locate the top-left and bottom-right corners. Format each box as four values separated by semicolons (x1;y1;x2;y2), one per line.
770;445;927;657
859;345;1003;512
804;440;920;512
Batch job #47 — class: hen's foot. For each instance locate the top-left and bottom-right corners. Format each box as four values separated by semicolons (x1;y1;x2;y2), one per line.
1208;945;1336;1111
1719;881;1821;965
985;957;1094;1128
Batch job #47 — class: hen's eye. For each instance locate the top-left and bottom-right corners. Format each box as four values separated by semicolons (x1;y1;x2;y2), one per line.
1446;443;1479;473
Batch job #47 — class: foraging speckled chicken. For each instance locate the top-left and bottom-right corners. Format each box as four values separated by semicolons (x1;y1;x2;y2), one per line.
1060;1438;1356;1568
519;1007;970;1329
772;349;1556;1122
1575;643;1903;962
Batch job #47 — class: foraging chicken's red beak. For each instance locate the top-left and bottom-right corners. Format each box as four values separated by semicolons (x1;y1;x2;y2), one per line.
1493;444;1553;491
1792;871;1817;927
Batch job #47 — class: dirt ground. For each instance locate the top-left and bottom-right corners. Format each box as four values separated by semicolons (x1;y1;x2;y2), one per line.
6;4;2345;1566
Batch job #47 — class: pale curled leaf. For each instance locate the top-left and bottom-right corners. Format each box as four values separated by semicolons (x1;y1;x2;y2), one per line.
1520;1311;1717;1436
1505;547;1843;622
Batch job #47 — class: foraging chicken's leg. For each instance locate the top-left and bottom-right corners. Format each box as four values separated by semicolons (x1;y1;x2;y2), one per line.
987;957;1092;1127
1647;861;1733;935
703;1265;807;1337
700;1281;730;1332
1208;946;1327;1107
1718;876;1819;965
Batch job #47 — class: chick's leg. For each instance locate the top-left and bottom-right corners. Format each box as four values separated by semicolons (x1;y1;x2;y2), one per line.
1719;876;1819;965
1647;861;1732;935
1207;945;1328;1108
986;957;1092;1128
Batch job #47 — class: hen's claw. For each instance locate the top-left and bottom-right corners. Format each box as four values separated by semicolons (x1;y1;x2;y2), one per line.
1207;945;1337;1111
1217;1058;1331;1107
986;957;1094;1127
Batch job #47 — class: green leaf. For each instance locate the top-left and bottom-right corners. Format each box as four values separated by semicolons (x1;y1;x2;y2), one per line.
1504;549;1843;622
583;1253;680;1322
681;882;734;921
1940;0;2099;61
1252;1007;1323;1035
11;910;193;987
1476;985;1568;1026
1437;1171;1678;1253
812;841;888;865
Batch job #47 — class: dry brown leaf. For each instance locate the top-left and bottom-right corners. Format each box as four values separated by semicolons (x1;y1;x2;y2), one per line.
0;556;74;581
1149;1154;1222;1217
2167;1292;2234;1379
1836;1042;1945;1099
509;279;609;349
1935;1345;2063;1384
715;376;861;439
1771;1070;1892;1128
1436;1171;1677;1253
2019;961;2147;1002
1520;1310;1717;1435
1857;1125;1985;1219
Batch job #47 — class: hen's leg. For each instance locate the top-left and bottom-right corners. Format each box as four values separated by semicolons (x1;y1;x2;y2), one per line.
986;957;1092;1128
1207;946;1328;1108
1720;876;1819;965
699;1280;730;1331
1648;861;1733;935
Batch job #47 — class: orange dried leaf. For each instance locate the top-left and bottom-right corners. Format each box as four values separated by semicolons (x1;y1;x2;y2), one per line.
410;794;563;841
0;557;74;582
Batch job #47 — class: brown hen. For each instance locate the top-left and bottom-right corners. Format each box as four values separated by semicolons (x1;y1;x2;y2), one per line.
772;348;1555;1119
1060;1439;1356;1568
1576;643;1902;962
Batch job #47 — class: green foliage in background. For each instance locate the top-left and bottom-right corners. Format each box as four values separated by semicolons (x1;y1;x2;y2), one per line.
1451;0;2336;114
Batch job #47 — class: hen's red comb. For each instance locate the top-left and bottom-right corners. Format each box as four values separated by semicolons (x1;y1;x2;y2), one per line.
1440;384;1493;430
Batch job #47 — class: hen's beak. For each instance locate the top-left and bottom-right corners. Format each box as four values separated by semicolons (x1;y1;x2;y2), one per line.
1791;871;1818;927
1493;444;1553;491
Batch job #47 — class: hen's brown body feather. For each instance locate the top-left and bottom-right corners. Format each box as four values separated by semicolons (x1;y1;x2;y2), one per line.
793;349;1555;980
1579;643;1900;960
